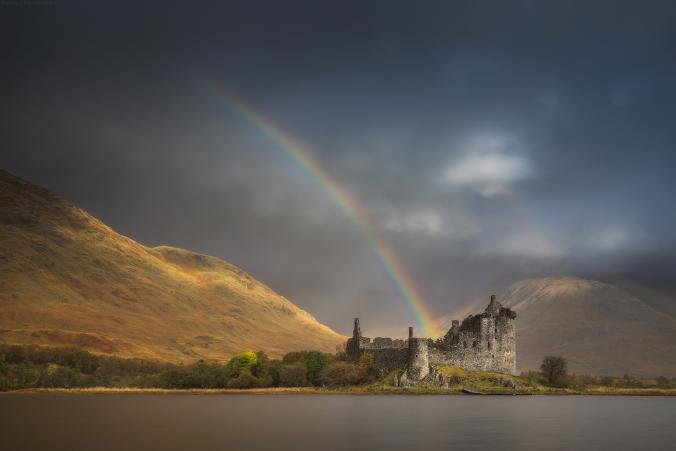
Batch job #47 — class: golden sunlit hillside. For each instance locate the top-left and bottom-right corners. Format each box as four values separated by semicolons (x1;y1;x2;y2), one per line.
0;170;345;363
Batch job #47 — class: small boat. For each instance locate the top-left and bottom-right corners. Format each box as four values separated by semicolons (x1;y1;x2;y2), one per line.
462;387;532;396
462;388;486;395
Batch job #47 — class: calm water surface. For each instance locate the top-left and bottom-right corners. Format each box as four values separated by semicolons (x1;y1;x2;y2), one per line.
1;394;674;450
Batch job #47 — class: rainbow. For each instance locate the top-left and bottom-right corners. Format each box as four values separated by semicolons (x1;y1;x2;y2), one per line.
209;83;439;337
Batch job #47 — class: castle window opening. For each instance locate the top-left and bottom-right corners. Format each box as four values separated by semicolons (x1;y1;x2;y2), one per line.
472;340;477;348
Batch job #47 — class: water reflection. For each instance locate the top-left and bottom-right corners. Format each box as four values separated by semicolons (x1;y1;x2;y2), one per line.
0;394;674;451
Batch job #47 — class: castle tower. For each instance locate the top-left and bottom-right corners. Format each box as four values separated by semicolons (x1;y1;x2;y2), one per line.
346;318;362;362
406;327;430;380
481;295;517;374
486;294;500;314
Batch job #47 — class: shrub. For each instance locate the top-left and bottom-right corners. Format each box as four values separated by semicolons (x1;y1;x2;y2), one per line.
359;352;377;380
0;345;101;374
279;362;307;387
281;352;305;365
618;374;643;388
305;351;331;386
226;352;258;378
656;376;672;389
540;356;568;386
71;372;98;388
566;373;599;388
250;351;269;378
40;364;77;388
265;360;282;387
160;369;187;388
226;371;260;389
68;348;99;374
319;362;365;387
519;370;543;386
3;345;28;364
190;360;229;388
0;361;9;391
159;361;229;388
334;344;347;361
280;351;332;386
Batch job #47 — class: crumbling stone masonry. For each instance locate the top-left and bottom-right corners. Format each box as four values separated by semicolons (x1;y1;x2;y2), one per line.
346;295;517;380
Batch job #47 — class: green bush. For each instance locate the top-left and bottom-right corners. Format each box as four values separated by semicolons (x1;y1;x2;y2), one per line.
359;352;377;381
656;376;672;389
319;362;365;386
305;351;331;386
279;362;307;387
540;356;568;386
265;360;283;387
519;370;543;386
566;373;599;388
281;352;305;365
227;371;260;388
250;351;268;377
280;351;332;386
618;374;643;388
226;351;258;377
0;360;9;391
159;360;230;388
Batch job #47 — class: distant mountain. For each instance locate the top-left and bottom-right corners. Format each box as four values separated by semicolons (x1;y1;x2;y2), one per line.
0;170;345;363
499;277;676;377
436;277;676;376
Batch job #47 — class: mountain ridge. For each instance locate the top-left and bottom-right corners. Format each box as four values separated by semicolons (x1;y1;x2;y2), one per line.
0;170;345;362
501;276;676;376
436;276;676;376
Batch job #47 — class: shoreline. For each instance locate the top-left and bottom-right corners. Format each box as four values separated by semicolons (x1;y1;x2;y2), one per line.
4;386;676;396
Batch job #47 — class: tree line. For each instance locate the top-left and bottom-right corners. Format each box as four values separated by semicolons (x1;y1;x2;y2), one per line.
0;344;377;390
1;345;674;391
525;355;676;389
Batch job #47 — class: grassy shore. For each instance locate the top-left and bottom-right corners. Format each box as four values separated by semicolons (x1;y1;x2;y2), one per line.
7;386;676;396
4;360;675;396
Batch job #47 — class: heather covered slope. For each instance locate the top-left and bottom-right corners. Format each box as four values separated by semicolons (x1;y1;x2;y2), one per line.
500;277;676;377
0;170;345;362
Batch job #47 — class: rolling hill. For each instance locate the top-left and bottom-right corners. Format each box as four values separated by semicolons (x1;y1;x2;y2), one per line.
0;170;345;363
500;277;676;377
437;277;676;376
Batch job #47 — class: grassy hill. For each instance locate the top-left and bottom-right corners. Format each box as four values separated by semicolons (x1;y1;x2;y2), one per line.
0;170;345;362
500;277;676;377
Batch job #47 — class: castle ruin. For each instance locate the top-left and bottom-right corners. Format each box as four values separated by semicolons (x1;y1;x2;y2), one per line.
346;295;517;381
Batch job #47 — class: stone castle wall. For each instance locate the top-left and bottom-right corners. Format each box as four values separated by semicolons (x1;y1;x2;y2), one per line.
346;295;517;379
430;297;516;373
370;348;410;373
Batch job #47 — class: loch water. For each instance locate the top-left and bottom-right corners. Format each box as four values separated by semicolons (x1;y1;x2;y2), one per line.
1;394;674;450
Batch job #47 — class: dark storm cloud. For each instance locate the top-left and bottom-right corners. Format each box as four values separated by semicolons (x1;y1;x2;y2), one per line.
2;1;676;334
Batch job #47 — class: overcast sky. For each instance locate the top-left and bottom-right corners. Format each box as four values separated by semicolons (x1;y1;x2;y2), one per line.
2;1;676;335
